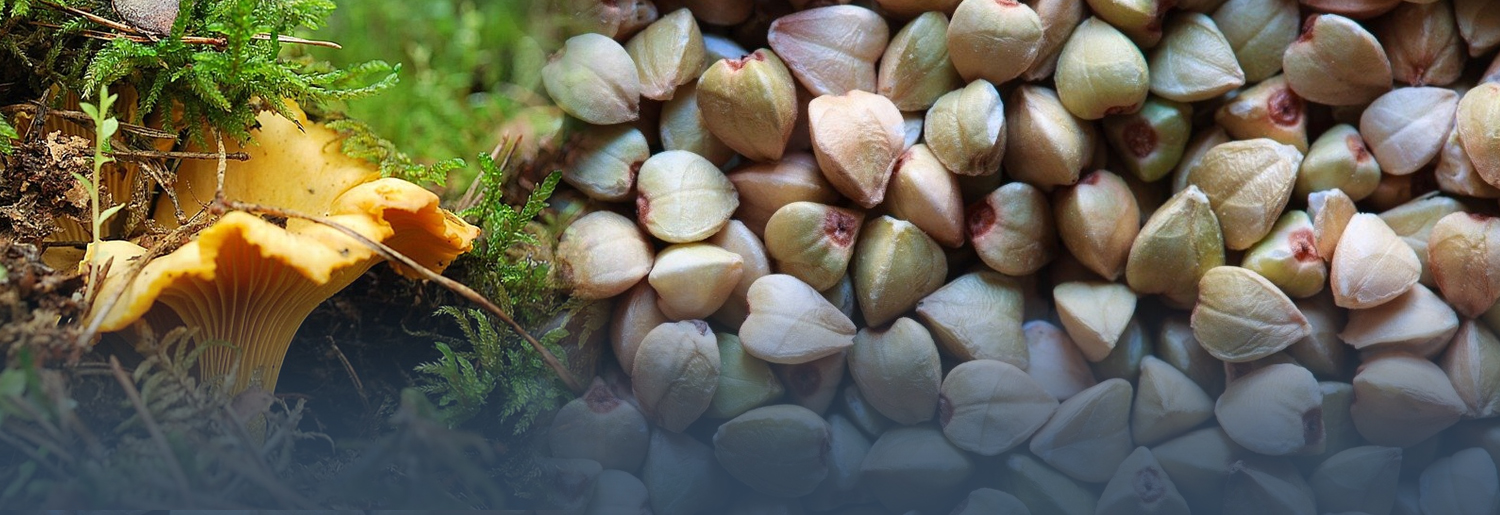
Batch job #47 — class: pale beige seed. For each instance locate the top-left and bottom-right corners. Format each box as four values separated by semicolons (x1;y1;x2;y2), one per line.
640;428;730;515
1054;281;1137;362
706;220;771;327
704;333;784;420
740;274;857;364
632;320;721;432
1132;356;1214;447
860;425;976;513
636;150;739;243
939;359;1059;456
852;216;948;328
877;12;963;111
1457;82;1500;188
1455;0;1500;57
767;5;889;96
542;33;642;125
610;283;671;389
1376;1;1466;87
1097;447;1192;515
1440;321;1500;419
1307;189;1356;263
1282;14;1393;106
1339;283;1458;358
1085;0;1170;47
1350;353;1466;447
557;211;654;300
1191;266;1311;362
802;415;874;511
1211;0;1299;81
999;453;1098;515
1296;124;1380;201
1156;315;1226;397
1151;428;1242;514
1214;363;1324;456
763;201;863;291
1359;87;1459;176
1021;0;1087;81
969;182;1057;276
1221;457;1318;515
1329;213;1420;309
1029;378;1135;484
849;318;943;425
1215;75;1309;153
1286;295;1351;379
1149;12;1245;102
563;124;648;202
549;378;651;472
1436;125;1500;199
1089;318;1151;383
1297;0;1400;19
808;90;906;208
1170;126;1229;194
1242;210;1326;299
1429;212;1500;318
774;350;847;415
1055;170;1141;279
924;80;1007;177
649;243;744;321
1126;185;1225;307
660;82;735;167
1004;85;1095;188
1186;139;1303;250
712;404;831;498
1308;446;1402;515
1024;320;1098;402
915;271;1027;366
1418;448;1500;515
886;144;965;248
726;152;841;236
1381;193;1466;287
947;0;1044;85
836;382;895;438
697;49;799;162
951;488;1030;515
1055;17;1150;120
625;8;705;101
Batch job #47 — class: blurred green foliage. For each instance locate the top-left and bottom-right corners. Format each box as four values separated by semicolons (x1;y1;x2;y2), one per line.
308;1;554;189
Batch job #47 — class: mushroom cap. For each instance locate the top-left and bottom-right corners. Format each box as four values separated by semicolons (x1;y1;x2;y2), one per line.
89;106;479;394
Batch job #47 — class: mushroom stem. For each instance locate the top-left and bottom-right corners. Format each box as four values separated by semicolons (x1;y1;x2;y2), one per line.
213;198;587;395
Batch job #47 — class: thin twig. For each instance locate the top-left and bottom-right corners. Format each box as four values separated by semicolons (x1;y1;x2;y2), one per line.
109;356;193;498
2;103;178;139
327;336;368;408
212;199;585;394
0;431;70;479
29;12;342;49
112;149;249;161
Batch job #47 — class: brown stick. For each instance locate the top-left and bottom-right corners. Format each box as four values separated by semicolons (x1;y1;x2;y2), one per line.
213;199;585;394
111;149;249;161
2;103;179;140
109;356;193;498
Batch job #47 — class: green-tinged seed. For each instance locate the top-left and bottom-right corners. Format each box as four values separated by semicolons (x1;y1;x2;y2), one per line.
877;12;962;111
1055;170;1140;279
558;211;655;300
853;216;948;328
705;333;785;419
698;49;798;162
1149;12;1245;102
1126;185;1224;307
712;404;831;498
1055;17;1150;120
763;202;863;291
886;144;966;248
626;8;705;100
1296;124;1380;201
1187;138;1302;250
1211;0;1298;81
726;152;841;236
1243;211;1326;298
1004;85;1095;187
1103;96;1193;182
925;80;1007;177
660;82;736;167
636;150;739;243
947;0;1044;84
